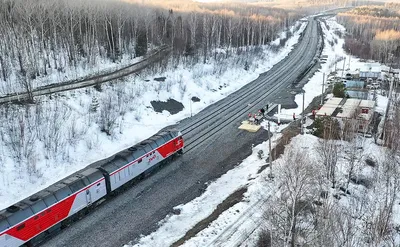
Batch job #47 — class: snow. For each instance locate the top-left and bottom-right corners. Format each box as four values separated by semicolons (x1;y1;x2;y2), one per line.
1;12;396;247
123;16;397;247
124;125;285;247
0;22;306;210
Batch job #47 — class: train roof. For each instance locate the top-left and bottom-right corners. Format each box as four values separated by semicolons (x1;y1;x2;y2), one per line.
0;126;182;229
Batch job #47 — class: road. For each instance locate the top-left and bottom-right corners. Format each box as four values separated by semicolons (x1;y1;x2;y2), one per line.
41;17;321;247
0;46;171;104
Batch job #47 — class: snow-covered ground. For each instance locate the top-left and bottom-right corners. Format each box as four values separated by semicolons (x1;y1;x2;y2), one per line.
0;22;306;210
123;17;399;247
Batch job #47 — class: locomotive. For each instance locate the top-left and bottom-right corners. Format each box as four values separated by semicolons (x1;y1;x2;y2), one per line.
0;128;184;247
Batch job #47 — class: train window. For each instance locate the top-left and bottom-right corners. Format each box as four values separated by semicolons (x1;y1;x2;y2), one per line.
54;186;72;201
161;135;170;142
138;158;142;163
34;216;39;220
16;223;25;231
154;138;165;146
7;207;34;226
69;180;86;193
142;145;152;153
146;141;158;150
82;177;91;186
43;194;57;207
133;149;145;159
86;171;103;184
31;200;47;213
0;219;10;232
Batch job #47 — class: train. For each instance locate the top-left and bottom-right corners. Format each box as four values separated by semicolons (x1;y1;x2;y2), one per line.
0;128;184;247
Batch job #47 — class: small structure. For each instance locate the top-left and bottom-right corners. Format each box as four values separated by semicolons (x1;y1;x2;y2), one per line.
317;97;375;133
239;120;261;132
359;63;381;79
357;100;375;133
315;97;342;117
344;80;364;88
337;99;361;119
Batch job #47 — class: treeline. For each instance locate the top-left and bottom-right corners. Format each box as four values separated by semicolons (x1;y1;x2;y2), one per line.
0;0;300;94
337;4;400;64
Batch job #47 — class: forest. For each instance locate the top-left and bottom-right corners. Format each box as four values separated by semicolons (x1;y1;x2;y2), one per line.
337;3;400;65
0;0;301;96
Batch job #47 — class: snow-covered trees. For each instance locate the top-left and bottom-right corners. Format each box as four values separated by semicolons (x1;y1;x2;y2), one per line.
0;0;300;92
265;147;320;246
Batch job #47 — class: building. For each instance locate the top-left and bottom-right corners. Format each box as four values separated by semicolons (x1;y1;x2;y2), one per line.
316;98;375;133
315;97;343;117
359;63;381;79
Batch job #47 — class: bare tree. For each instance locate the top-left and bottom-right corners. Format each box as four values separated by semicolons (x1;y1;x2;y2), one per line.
316;119;340;188
266;148;319;247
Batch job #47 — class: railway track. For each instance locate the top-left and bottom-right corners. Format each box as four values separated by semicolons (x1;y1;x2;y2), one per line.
179;17;324;247
181;18;321;153
40;17;323;247
0;46;171;104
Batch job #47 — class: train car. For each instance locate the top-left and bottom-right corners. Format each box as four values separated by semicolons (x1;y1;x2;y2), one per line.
0;128;184;247
0;168;106;247
99;128;184;193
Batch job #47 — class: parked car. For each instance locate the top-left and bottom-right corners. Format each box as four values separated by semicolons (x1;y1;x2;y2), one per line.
371;82;380;89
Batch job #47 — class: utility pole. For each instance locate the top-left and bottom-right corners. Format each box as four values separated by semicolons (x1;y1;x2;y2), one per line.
342;57;346;79
301;91;305;135
381;76;394;142
268;122;273;179
190;100;192;117
277;104;281;125
321;73;325;105
334;55;337;73
348;51;351;70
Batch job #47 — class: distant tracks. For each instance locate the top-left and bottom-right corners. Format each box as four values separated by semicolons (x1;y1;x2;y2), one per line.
181;19;321;154
0;46;171;104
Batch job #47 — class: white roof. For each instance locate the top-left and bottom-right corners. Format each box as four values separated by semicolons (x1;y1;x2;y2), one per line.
325;97;342;106
359;113;372;121
336;99;361;118
359;100;375;108
337;107;356;118
316;105;337;116
344;98;361;107
360;63;381;73
316;97;342;117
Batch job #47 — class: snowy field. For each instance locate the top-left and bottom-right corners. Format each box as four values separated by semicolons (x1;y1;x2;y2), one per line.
0;22;306;210
124;17;399;247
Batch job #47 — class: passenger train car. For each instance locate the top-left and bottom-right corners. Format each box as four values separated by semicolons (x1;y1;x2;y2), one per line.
0;128;184;247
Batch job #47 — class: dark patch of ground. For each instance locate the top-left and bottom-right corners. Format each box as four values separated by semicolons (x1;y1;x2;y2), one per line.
171;187;247;247
151;98;184;115
257;120;301;174
191;96;200;102
154;77;166;82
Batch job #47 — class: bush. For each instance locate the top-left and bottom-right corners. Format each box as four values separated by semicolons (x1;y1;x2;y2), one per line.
312;116;341;139
333;82;346;98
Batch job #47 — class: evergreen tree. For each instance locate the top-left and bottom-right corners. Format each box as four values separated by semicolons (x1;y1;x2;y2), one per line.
333;82;346;98
135;29;148;57
90;96;99;112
